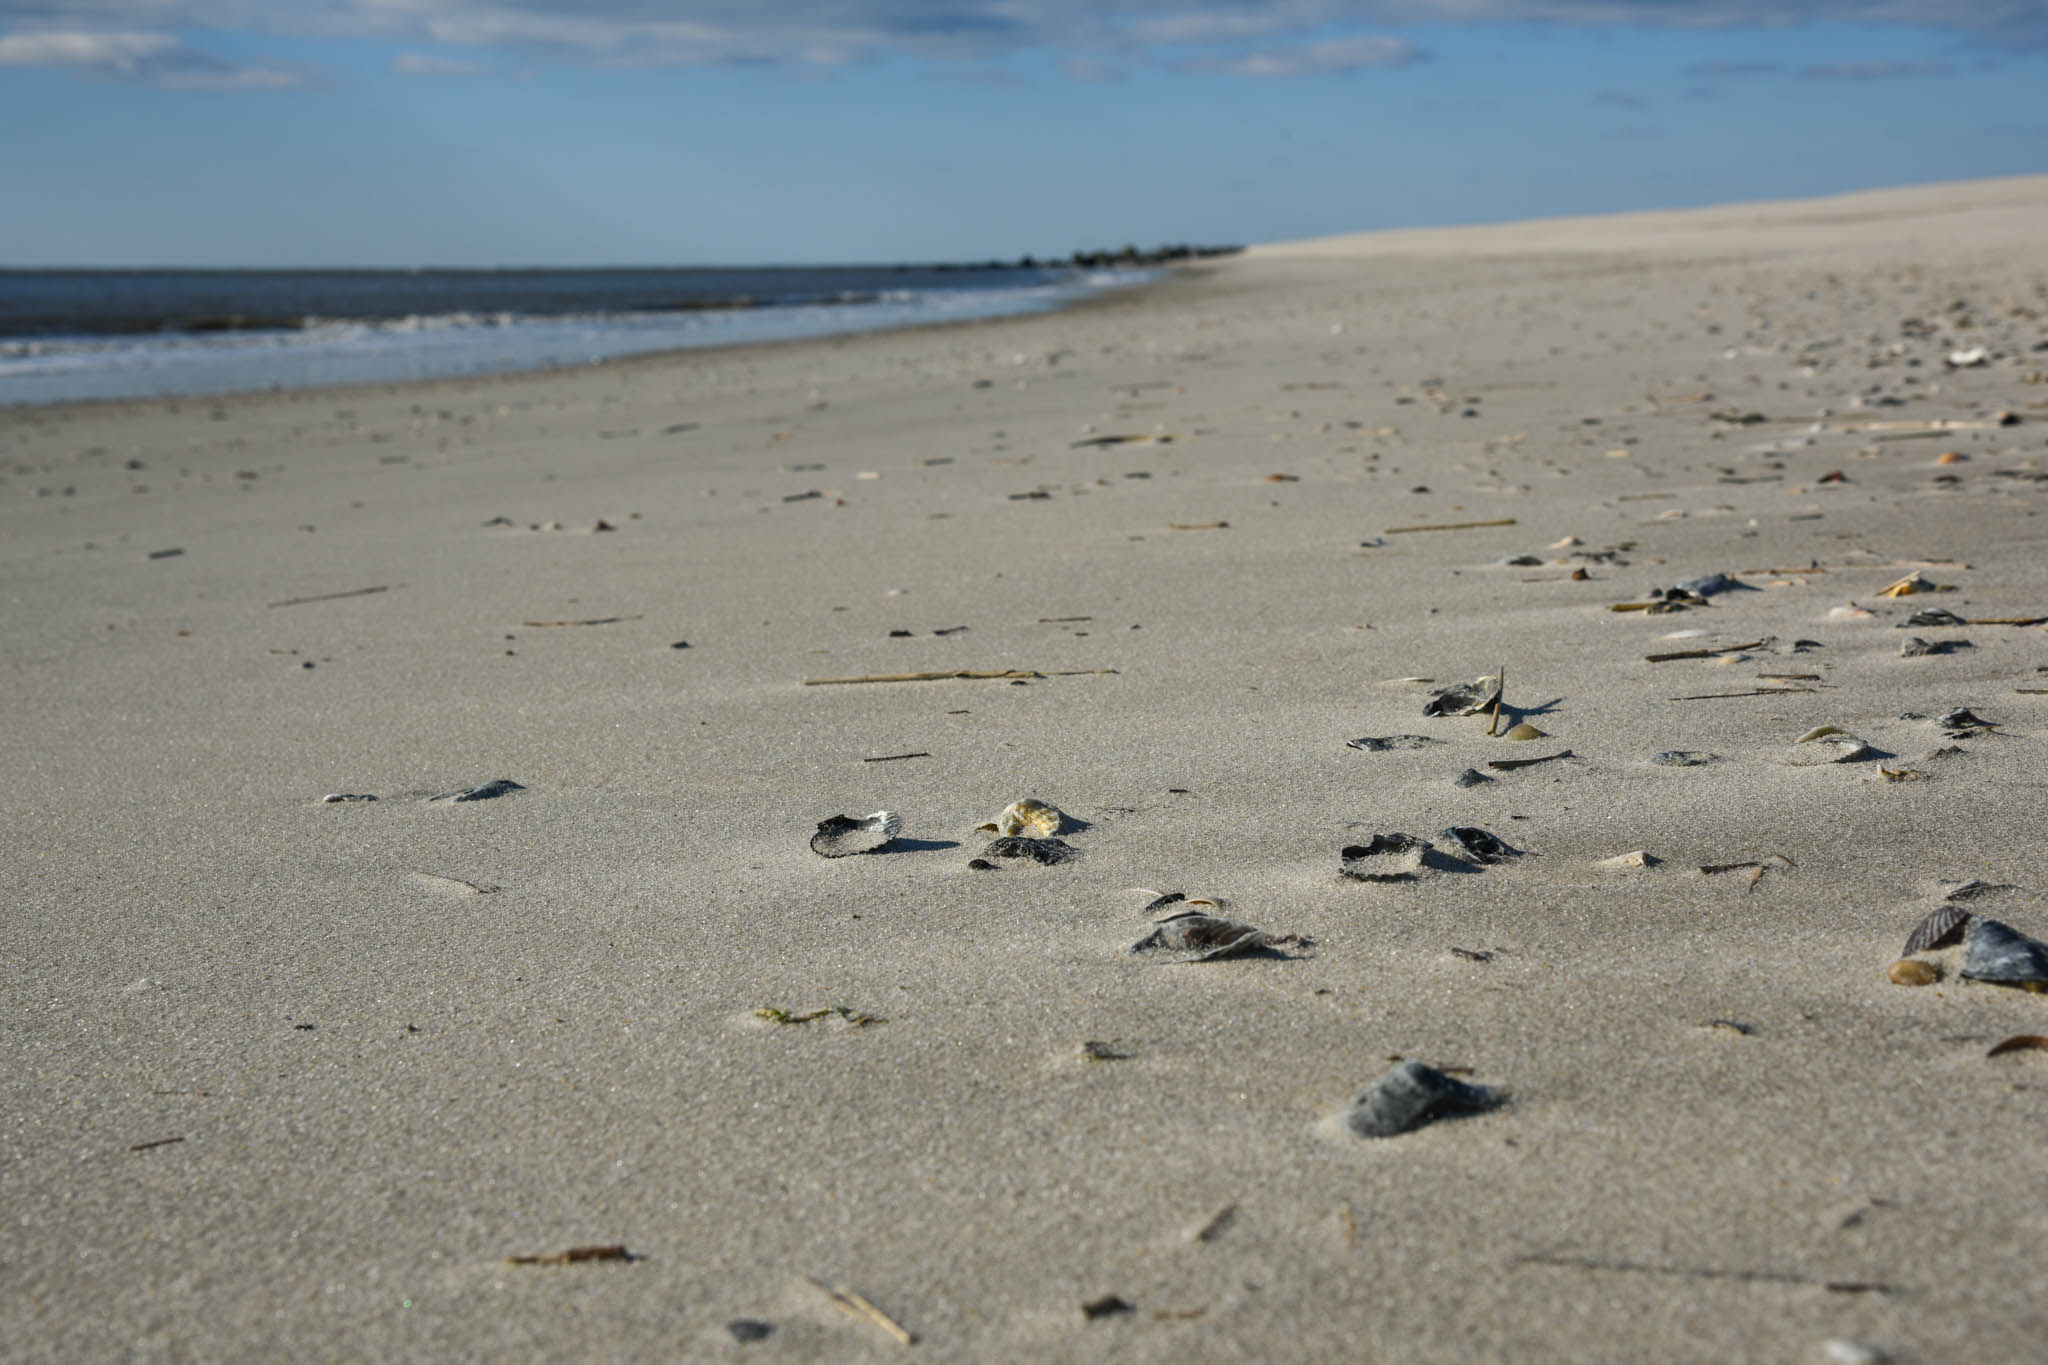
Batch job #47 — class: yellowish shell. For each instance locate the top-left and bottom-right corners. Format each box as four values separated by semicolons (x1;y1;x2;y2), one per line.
1502;722;1546;741
1888;959;1939;987
977;798;1063;838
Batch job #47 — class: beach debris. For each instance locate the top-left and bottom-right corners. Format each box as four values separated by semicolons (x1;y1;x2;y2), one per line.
1500;554;1544;567
982;835;1078;865
1595;851;1660;870
1669;572;1751;598
1384;517;1517;535
1080;1294;1135;1321
1423;674;1502;717
129;1136;186;1152
1701;1019;1753;1037
1501;722;1546;741
1940;879;2014;902
1887;960;1939;987
1071;432;1180;448
1877;765;1927;782
506;1245;633;1266
1487;750;1574;772
1947;346;1990;367
1168;520;1229;531
1439;826;1520;865
1961;919;2048;991
1877;572;1949;598
726;1320;775;1344
862;751;930;763
803;668;1117;685
148;548;186;559
977;798;1065;837
810;811;902;858
1900;636;1970;657
966;858;998;871
1987;1035;2048;1058
1901;607;1966;628
1347;734;1442;752
433;779;526;803
1338;1061;1500;1138
1701;853;1795;892
268;584;391;609
1934;708;1995;735
755;1004;884;1026
1452;768;1493;788
1644;639;1767;663
805;1277;916;1346
1650;751;1717;767
321;792;378;803
1784;728;1874;765
1828;605;1875;620
1129;910;1281;962
1339;833;1440;881
521;614;641;627
1904;905;1972;955
1079;1040;1130;1062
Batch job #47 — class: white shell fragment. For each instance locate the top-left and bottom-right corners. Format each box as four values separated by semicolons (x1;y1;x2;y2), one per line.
1338;1061;1501;1139
810;810;902;858
976;798;1065;837
1784;728;1874;765
1595;850;1661;870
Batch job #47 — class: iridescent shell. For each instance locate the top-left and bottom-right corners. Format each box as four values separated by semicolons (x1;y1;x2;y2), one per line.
810;810;901;858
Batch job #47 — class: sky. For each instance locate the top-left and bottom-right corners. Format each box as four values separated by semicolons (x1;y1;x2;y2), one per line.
1;1;2044;267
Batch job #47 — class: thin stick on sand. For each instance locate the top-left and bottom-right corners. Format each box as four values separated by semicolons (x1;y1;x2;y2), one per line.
1383;517;1517;535
804;668;1117;686
1488;665;1505;737
805;1277;916;1346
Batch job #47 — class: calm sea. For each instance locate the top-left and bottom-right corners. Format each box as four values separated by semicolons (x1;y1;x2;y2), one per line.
0;264;1150;406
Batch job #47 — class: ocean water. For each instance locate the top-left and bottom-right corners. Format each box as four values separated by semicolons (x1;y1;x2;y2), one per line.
0;264;1152;407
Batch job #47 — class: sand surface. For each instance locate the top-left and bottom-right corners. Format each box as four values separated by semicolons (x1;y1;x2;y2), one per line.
6;174;2048;1363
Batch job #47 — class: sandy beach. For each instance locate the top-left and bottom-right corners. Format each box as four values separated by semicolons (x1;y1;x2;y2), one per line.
6;174;2048;1362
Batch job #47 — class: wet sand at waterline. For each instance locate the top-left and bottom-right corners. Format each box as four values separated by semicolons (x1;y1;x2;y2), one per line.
6;174;2048;1362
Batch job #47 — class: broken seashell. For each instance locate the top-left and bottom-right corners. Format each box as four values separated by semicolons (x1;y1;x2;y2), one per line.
1900;636;1969;657
1338;1060;1501;1139
1797;725;1850;742
1501;722;1546;741
1888;959;1939;987
1128;911;1276;963
1422;674;1502;718
1962;919;2048;991
1903;904;1971;955
1940;879;2013;902
1651;750;1717;767
1784;734;1874;765
1595;850;1660;870
1670;572;1750;598
976;798;1064;837
1438;826;1519;865
1347;734;1442;752
1452;767;1492;788
322;792;377;803
1933;708;1994;733
982;835;1079;865
1901;607;1966;628
434;778;526;803
1878;572;1947;598
1338;833;1439;881
1827;604;1875;620
810;810;902;858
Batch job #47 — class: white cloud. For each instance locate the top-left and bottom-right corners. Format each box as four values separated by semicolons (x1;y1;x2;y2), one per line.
390;48;488;75
1177;33;1421;76
0;25;311;86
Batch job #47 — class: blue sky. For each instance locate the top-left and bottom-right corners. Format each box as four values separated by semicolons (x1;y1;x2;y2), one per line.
1;1;2043;266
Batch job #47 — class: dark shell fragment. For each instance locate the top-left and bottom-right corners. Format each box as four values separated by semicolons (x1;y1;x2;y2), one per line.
810;811;901;858
1439;826;1519;865
1129;911;1273;962
982;835;1079;865
1341;1060;1501;1139
1900;636;1970;657
1347;734;1442;752
1901;607;1966;628
1934;708;1995;734
437;778;526;803
1422;676;1502;718
1452;768;1492;788
1961;919;2048;989
1651;750;1717;767
1903;904;1971;956
1339;833;1436;881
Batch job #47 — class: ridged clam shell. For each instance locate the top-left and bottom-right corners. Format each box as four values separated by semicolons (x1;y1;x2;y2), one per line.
1341;1061;1500;1139
976;798;1064;837
1962;919;2048;988
809;810;901;858
1903;904;1971;956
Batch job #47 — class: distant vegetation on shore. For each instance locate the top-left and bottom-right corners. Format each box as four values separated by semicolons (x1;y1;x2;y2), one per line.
936;243;1245;271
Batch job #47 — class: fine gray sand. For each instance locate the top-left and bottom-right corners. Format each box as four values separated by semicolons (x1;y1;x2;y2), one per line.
6;174;2048;1362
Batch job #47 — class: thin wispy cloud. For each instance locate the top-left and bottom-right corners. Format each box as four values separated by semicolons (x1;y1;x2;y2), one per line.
0;26;311;87
391;50;492;78
1175;34;1421;77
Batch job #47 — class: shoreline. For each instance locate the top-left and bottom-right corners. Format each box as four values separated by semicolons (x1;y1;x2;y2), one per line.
6;176;2047;1362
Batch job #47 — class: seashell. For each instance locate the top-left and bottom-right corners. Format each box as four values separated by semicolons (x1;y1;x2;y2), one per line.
1500;554;1543;566
1888;959;1939;987
1338;1060;1501;1139
982;835;1078;865
1651;750;1717;767
1900;636;1968;657
1550;535;1582;548
1933;708;1994;733
1903;904;1971;955
1797;725;1849;743
1595;850;1660;870
1129;911;1274;962
1501;722;1546;741
435;778;526;803
1878;572;1946;598
1784;734;1874;765
1901;607;1966;628
1827;605;1874;620
1347;734;1442;752
1438;826;1519;865
1672;572;1749;597
1452;767;1492;788
810;810;902;858
1339;833;1438;881
1422;674;1502;718
976;798;1064;837
1940;879;2013;902
1961;919;2048;990
322;792;377;803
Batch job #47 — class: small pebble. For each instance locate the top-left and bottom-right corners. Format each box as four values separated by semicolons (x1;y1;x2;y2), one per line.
1887;959;1939;987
